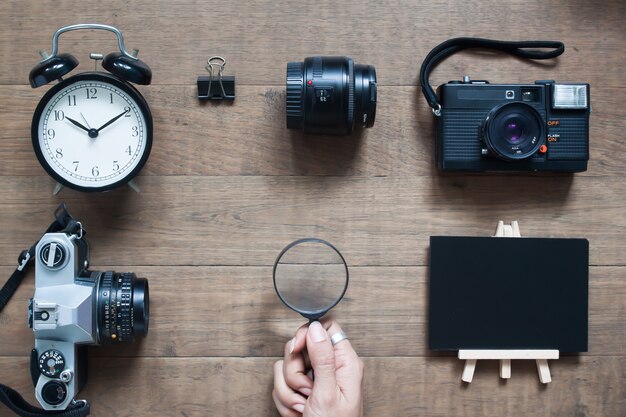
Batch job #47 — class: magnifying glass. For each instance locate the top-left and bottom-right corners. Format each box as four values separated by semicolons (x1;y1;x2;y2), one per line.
273;238;349;321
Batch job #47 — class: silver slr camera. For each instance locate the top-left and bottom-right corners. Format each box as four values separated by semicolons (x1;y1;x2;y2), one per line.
28;225;149;410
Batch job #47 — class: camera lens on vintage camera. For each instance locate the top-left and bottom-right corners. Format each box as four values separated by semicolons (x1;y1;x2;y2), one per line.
286;56;377;135
96;272;149;343
482;102;544;160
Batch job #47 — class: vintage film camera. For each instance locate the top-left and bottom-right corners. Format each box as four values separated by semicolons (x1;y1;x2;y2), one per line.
435;77;589;171
29;223;149;410
421;38;590;172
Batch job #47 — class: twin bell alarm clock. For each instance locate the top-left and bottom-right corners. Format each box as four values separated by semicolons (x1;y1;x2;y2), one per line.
29;24;153;193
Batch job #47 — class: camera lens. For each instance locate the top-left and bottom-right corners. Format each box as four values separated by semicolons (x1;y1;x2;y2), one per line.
504;121;523;144
96;272;149;344
483;102;544;160
286;56;377;135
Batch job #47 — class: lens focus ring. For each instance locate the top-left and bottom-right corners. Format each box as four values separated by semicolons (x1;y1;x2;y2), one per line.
346;58;355;129
286;62;304;129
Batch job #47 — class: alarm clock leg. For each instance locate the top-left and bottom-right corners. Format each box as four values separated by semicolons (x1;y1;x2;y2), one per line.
127;179;141;193
52;182;64;196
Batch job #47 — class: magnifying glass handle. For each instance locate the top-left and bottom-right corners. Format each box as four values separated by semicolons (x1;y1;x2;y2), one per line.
306;319;319;381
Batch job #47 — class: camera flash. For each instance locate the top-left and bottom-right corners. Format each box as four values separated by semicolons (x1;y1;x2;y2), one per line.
552;84;588;109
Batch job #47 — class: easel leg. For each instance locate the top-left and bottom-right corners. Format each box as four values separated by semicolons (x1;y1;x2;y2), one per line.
462;359;477;383
536;359;552;383
500;359;511;379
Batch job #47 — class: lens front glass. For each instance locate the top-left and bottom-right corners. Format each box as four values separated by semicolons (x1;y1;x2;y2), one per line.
504;119;523;144
273;238;348;319
484;102;544;160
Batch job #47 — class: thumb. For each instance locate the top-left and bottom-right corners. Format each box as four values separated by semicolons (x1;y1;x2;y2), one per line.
306;321;338;400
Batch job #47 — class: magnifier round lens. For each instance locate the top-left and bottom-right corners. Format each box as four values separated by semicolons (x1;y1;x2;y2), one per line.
273;238;349;320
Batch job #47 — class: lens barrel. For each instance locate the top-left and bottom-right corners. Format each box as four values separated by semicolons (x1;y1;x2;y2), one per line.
286;56;377;135
482;102;544;161
96;271;149;344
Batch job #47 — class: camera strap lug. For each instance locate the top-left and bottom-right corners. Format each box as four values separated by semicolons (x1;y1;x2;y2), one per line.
17;251;31;272
419;37;565;117
0;204;92;416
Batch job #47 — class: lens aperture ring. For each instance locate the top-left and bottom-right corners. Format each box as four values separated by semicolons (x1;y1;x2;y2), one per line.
115;272;134;342
286;62;305;128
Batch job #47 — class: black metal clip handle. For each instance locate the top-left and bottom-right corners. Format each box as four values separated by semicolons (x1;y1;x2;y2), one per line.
197;56;235;100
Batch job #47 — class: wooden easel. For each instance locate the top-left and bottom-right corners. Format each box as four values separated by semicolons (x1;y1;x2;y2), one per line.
458;221;560;384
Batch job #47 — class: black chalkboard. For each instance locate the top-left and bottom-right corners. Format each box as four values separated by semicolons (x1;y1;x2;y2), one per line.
429;236;588;352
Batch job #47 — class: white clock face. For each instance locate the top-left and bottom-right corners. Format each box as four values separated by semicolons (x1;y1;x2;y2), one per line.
34;75;150;190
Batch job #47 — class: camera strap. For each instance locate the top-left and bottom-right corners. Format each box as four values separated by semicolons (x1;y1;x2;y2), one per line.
0;204;91;417
419;37;565;116
0;387;89;417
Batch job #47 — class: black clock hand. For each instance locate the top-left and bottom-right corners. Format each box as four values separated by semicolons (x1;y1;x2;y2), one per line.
96;109;129;132
65;116;90;133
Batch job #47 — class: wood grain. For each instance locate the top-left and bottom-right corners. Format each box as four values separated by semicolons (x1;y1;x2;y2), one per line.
0;0;624;416
0;356;623;417
0;86;624;177
0;176;623;267
0;1;624;86
0;266;622;358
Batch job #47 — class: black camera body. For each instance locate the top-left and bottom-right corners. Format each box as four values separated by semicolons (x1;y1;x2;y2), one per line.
436;77;590;172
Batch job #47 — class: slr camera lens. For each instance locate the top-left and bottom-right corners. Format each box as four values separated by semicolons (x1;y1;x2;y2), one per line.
96;271;149;344
482;102;544;160
286;56;377;135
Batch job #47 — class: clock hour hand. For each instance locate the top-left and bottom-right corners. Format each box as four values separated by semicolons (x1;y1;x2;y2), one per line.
65;116;90;133
96;109;129;132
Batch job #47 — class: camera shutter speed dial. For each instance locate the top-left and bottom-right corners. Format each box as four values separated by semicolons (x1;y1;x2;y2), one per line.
38;349;66;378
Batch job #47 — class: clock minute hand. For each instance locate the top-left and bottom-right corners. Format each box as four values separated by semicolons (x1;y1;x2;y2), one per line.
65;116;90;133
96;109;129;132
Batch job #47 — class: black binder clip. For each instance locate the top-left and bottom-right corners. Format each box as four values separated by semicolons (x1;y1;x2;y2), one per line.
197;56;235;101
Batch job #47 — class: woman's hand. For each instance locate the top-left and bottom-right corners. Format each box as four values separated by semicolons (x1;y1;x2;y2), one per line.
273;320;364;417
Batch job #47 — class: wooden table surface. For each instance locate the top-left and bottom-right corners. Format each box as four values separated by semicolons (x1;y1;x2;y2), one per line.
0;1;624;416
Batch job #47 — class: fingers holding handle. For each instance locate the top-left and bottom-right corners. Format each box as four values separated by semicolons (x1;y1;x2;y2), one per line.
306;321;339;401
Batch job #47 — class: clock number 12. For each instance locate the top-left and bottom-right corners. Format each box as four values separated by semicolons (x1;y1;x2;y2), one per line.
86;88;97;99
